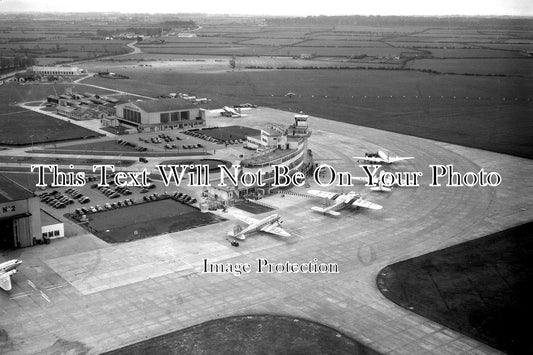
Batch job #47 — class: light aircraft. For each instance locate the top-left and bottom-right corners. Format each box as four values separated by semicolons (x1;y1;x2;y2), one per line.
285;92;296;98
307;190;382;216
221;106;241;118
0;259;22;291
228;214;290;240
354;150;414;164
352;170;392;192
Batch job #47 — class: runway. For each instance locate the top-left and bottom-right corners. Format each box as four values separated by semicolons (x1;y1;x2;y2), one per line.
1;107;531;354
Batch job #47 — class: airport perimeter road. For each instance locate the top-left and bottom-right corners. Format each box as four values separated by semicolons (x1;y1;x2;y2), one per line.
1;108;531;354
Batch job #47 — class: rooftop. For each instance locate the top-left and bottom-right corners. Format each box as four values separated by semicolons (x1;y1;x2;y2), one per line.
126;98;200;113
241;148;297;167
40;209;61;226
0;174;34;203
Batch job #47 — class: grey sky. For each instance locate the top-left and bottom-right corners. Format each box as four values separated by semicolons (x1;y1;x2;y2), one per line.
0;0;532;16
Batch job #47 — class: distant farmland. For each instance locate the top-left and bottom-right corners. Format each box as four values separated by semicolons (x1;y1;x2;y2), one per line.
85;68;533;159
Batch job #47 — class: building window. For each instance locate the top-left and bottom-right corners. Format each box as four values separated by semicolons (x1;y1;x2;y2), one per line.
123;108;141;124
160;112;170;123
171;112;180;121
180;111;190;120
54;230;60;236
42;233;47;238
48;231;53;237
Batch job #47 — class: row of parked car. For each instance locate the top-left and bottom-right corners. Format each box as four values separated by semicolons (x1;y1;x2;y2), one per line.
92;184;132;198
65;188;91;203
184;130;244;145
184;130;222;143
39;191;74;209
74;198;135;215
117;138;148;152
171;191;197;205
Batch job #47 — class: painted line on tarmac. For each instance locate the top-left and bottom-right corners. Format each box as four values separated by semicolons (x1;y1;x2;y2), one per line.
10;280;56;303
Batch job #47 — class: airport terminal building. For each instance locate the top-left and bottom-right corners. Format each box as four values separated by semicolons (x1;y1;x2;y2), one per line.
115;99;206;132
0;175;42;249
29;66;84;76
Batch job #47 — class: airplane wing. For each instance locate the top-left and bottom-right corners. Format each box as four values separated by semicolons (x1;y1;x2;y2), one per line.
388;156;414;163
311;206;341;216
261;223;290;237
353;156;385;163
237;215;259;226
307;190;338;200
352;176;370;183
351;198;382;210
0;273;13;291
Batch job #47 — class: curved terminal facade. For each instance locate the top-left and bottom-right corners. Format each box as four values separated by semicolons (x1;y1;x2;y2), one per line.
208;114;312;203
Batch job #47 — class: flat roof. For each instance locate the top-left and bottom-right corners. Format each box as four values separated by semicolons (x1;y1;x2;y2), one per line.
0;174;34;203
126;98;199;113
41;209;61;226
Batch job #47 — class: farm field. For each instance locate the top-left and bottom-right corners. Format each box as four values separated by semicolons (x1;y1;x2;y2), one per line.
406;58;533;76
84;69;533;159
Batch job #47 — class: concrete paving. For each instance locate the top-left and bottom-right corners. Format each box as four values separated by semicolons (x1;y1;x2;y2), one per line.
1;107;531;354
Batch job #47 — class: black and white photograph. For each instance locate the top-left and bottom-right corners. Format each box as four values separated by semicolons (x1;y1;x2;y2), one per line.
0;1;531;354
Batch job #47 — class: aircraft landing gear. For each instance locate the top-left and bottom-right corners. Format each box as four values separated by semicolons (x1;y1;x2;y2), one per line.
226;237;239;247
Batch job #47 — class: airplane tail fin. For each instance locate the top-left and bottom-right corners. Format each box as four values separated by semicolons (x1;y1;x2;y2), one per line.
0;272;13;291
228;224;245;239
234;234;246;240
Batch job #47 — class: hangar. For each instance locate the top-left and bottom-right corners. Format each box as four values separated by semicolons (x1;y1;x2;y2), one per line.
115;99;206;132
0;175;42;249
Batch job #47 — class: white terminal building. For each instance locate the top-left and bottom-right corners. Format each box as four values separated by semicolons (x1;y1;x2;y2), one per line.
114;98;206;132
29;66;85;76
207;114;312;203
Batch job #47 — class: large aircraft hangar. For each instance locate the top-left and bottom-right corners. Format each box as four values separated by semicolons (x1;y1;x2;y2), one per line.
0;175;41;248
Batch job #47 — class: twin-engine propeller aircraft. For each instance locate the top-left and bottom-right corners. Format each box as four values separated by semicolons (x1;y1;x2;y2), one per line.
228;213;290;240
352;170;392;192
221;106;242;118
0;259;22;291
307;190;382;216
354;150;414;164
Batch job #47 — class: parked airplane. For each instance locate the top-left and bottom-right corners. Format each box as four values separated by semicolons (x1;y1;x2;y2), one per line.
0;259;22;291
307;190;382;216
228;214;290;240
221;106;241;118
352;170;392;192
354;150;414;164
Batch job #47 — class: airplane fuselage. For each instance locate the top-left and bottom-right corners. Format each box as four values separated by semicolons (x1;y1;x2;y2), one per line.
0;260;22;274
235;214;281;238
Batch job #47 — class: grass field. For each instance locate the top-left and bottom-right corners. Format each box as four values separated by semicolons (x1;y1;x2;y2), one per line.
234;200;275;214
195;126;261;141
103;315;378;355
0;109;102;145
377;222;533;355
84;198;226;243
85;69;533;159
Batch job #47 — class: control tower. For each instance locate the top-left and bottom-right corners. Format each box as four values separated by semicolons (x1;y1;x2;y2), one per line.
288;113;311;138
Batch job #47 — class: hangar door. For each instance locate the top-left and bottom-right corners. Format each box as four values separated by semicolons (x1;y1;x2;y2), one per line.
0;213;32;249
